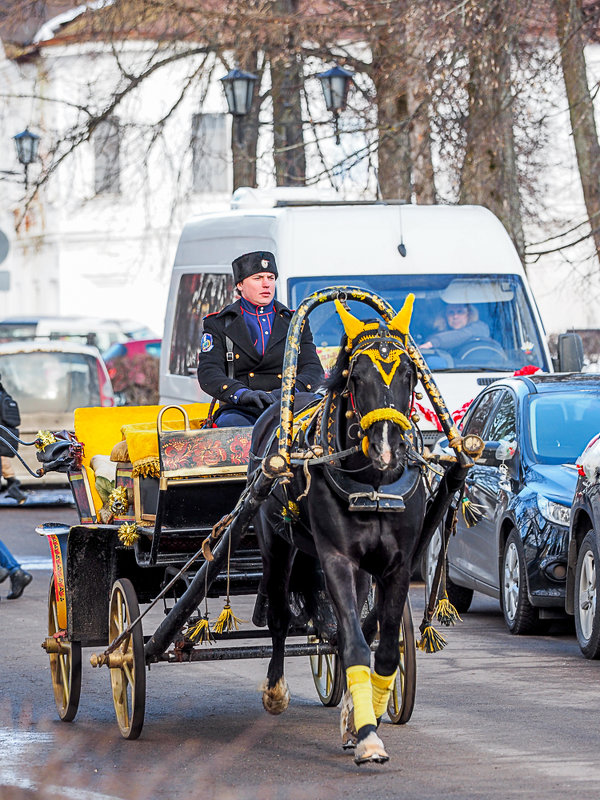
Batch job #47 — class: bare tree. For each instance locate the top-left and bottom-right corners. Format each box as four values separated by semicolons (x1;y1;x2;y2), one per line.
458;0;526;260
554;0;600;264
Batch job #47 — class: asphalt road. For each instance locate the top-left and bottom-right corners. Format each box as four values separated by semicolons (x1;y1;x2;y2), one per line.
2;503;600;800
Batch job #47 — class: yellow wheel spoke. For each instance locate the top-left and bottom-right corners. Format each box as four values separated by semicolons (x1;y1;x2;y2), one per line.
51;601;60;633
57;651;69;692
122;662;134;687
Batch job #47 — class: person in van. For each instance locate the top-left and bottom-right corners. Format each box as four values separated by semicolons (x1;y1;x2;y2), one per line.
197;251;323;427
420;303;490;353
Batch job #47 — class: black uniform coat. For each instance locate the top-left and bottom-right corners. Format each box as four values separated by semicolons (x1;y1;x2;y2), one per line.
197;299;324;412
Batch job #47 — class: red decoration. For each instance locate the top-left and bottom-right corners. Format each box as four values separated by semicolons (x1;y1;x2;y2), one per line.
513;365;541;376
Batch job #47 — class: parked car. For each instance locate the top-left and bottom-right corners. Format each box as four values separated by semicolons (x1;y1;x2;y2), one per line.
424;373;600;634
0;315;158;354
102;338;161;406
567;435;600;658
0;341;114;486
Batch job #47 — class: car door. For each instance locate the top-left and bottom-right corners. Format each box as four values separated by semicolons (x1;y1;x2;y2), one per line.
448;388;515;590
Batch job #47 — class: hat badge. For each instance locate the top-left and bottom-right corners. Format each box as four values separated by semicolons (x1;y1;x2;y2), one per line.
261;258;269;269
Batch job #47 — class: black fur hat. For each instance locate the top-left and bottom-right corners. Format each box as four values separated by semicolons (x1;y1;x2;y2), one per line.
232;251;278;284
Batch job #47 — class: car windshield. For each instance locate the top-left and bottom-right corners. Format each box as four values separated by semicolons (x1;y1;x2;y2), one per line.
288;273;548;373
528;391;600;464
0;351;101;413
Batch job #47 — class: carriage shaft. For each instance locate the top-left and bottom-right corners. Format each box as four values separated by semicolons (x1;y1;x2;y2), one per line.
158;641;377;663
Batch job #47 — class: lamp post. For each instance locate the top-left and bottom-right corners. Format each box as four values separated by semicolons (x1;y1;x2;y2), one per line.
219;62;354;187
220;68;258;117
13;128;40;190
316;64;354;145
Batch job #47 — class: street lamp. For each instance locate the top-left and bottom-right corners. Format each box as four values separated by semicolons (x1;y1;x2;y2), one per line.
316;64;354;145
13;128;40;190
220;68;258;117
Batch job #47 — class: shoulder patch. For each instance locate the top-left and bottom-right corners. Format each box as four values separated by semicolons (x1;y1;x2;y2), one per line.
200;332;214;352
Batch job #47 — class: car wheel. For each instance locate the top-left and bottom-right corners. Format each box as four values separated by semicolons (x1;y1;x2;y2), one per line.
574;531;600;659
423;525;474;614
502;530;538;634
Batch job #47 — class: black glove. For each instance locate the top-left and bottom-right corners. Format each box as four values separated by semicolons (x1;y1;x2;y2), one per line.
238;390;276;410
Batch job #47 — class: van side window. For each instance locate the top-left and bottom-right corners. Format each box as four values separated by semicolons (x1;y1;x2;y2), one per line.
169;272;236;376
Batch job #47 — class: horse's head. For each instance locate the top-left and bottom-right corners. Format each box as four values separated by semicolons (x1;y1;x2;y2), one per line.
334;295;417;472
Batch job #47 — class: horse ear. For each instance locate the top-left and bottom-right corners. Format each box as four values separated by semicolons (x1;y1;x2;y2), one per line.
334;299;367;344
389;293;415;336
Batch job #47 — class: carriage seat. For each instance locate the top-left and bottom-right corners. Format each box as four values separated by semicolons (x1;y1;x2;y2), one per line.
73;403;210;513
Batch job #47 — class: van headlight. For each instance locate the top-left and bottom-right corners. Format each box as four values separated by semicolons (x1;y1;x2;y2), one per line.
537;495;570;527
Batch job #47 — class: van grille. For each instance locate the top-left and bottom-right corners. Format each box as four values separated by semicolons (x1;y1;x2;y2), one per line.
421;431;443;446
477;377;501;386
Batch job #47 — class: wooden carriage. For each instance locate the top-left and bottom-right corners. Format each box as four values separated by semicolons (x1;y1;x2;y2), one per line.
37;399;416;739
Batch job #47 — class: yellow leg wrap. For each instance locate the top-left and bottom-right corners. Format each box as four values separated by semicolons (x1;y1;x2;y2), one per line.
371;669;397;719
346;665;376;730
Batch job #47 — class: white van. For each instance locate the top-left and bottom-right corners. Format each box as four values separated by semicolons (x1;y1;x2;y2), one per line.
160;189;580;443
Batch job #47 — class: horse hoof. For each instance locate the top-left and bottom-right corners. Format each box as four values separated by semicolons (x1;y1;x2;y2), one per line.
260;677;290;715
354;732;389;765
340;690;357;750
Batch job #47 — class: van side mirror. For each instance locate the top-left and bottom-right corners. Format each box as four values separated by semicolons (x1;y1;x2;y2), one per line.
556;332;584;372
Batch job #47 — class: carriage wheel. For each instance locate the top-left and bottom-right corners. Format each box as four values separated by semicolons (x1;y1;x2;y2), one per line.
108;578;146;739
47;577;82;722
309;639;344;706
387;595;417;724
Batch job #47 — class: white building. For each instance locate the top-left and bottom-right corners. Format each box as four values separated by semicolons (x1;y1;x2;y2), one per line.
1;3;599;339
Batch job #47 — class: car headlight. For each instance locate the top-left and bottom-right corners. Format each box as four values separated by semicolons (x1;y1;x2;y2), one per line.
537;495;570;527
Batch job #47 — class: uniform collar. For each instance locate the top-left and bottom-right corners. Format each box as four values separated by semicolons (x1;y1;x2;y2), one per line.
240;296;275;316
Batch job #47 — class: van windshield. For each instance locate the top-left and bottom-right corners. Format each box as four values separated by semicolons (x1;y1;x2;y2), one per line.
288;274;549;373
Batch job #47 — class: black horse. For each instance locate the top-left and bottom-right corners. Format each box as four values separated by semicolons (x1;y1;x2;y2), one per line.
249;295;464;765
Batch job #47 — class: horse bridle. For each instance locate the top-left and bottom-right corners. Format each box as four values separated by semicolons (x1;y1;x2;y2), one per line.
342;324;416;446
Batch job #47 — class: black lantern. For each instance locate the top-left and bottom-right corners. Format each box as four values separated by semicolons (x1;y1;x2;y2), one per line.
220;68;258;117
317;64;353;144
13;128;40;189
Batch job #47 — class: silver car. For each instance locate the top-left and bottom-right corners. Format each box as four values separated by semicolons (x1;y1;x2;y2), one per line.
0;340;114;487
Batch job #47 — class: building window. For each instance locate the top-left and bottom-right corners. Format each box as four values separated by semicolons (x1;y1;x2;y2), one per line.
94;117;120;194
192;113;229;193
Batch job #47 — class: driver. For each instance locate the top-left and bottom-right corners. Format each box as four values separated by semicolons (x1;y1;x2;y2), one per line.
420;303;489;352
197;251;323;427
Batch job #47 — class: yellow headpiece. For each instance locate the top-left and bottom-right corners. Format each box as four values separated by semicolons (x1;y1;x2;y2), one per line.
334;294;415;347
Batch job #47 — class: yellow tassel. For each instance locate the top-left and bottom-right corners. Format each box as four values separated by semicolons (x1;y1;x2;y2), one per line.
132;457;160;478
417;625;447;653
212;603;247;634
436;596;462;627
187;616;213;645
117;522;139;547
461;497;486;527
362;435;369;457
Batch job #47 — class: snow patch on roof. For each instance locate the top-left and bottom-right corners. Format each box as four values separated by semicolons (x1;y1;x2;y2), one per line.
32;0;114;44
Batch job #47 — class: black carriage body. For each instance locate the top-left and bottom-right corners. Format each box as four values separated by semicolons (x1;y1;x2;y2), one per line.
65;472;262;646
